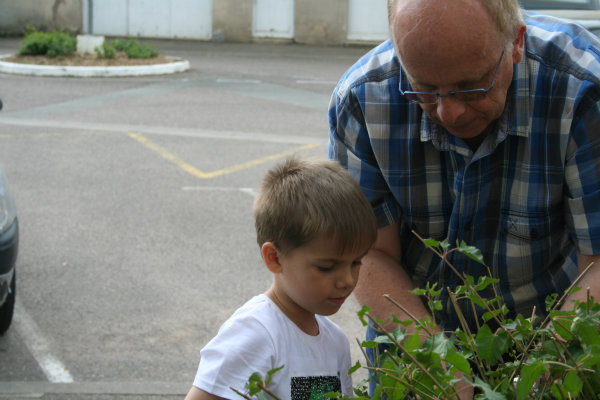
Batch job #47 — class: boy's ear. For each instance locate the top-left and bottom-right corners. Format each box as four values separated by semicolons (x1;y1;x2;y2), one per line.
261;242;283;273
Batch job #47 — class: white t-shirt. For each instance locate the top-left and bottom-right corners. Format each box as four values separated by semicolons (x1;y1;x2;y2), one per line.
192;294;353;399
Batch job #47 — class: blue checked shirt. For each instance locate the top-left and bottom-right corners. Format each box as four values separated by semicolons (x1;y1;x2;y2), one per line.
328;14;600;331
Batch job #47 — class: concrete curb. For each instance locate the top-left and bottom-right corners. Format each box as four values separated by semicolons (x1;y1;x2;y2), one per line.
0;381;189;395
0;54;190;77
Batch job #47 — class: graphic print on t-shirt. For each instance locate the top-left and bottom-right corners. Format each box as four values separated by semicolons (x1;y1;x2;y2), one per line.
290;375;342;400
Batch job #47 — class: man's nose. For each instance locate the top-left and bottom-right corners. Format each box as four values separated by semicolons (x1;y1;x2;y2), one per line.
435;95;466;126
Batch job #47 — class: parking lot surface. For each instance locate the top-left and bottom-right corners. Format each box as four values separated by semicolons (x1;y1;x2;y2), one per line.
0;38;374;398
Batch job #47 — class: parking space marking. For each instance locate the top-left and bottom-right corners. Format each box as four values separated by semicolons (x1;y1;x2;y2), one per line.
181;186;257;197
128;132;319;179
0;117;323;144
13;298;74;383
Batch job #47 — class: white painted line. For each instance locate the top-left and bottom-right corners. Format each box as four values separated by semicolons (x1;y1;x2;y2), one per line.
239;188;257;197
0;117;324;145
216;78;261;84
295;79;337;85
182;187;257;197
13;298;74;383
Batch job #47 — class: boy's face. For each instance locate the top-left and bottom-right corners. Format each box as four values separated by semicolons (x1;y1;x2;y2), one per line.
272;236;368;319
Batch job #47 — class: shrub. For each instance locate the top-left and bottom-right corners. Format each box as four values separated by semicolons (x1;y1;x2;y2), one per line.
18;29;76;57
95;42;115;59
109;38;159;58
240;237;600;400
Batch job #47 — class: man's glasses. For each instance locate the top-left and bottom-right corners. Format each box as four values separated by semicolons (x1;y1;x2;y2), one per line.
399;49;505;105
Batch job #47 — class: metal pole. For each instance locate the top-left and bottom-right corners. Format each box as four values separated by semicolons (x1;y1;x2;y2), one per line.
87;0;93;35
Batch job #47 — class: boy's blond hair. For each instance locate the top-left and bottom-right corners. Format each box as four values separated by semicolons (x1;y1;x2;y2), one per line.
254;158;377;255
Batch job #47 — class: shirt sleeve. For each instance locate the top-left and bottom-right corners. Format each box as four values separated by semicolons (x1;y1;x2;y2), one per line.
328;84;400;228
193;316;276;399
564;98;600;255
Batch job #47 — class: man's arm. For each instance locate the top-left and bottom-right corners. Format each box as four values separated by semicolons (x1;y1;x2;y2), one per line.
562;252;600;309
354;222;432;332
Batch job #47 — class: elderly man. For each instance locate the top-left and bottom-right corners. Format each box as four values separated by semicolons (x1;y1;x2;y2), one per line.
329;0;600;396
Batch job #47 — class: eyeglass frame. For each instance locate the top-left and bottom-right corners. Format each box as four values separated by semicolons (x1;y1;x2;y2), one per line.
399;49;505;105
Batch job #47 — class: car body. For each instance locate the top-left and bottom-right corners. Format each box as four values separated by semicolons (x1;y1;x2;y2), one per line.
0;101;18;335
521;0;600;36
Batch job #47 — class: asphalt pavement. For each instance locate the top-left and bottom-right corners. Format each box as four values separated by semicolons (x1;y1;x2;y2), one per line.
0;38;375;398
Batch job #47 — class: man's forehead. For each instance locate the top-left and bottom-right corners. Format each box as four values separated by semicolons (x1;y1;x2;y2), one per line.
391;0;496;51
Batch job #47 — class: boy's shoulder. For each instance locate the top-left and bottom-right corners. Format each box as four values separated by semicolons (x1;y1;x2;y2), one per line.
224;294;280;328
224;295;347;343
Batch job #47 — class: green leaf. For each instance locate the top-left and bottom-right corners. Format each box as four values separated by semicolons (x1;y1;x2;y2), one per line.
391;326;406;343
456;240;485;265
482;309;503;323
563;369;583;398
572;315;600;345
474;275;498;292
357;305;371;326
264;365;284;385
403;333;421;352
475;325;508;365
545;293;559;311
348;361;362;375
445;347;472;374
410;288;427;296
373;336;394;345
471;376;506;400
581;344;600;368
516;361;546;400
360;340;378;349
467;293;486;309
440;238;450;251
423;238;440;248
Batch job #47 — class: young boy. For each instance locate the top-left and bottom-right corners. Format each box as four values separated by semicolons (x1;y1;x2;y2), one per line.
185;158;377;400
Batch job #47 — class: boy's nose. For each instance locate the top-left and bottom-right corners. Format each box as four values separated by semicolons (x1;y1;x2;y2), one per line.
336;266;359;289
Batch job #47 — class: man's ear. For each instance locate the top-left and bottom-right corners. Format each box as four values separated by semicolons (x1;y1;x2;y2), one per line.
511;22;527;64
262;242;283;273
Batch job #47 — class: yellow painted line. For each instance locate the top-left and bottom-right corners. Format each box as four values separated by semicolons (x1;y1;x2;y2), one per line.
127;132;319;179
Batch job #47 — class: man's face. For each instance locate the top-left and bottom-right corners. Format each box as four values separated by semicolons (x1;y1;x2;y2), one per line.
391;0;524;140
402;45;515;140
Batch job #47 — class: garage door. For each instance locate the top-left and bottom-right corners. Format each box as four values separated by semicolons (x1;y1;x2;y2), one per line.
88;0;212;40
252;0;294;39
347;0;389;41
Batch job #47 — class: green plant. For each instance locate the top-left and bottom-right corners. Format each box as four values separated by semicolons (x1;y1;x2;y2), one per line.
232;366;285;400
109;38;159;58
241;237;600;399
18;29;76;57
95;41;115;59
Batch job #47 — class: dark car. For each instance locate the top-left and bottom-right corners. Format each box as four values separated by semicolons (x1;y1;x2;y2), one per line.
0;100;18;335
521;0;600;36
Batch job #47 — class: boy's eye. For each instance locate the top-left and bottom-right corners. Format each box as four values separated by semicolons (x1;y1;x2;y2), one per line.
352;260;363;267
316;266;333;272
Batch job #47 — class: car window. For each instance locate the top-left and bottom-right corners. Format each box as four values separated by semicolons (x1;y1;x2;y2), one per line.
520;0;599;9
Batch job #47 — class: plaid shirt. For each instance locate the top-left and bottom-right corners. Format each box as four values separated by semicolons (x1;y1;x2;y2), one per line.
328;13;600;331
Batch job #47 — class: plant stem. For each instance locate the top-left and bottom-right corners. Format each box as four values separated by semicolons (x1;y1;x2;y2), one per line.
383;294;434;337
367;312;459;400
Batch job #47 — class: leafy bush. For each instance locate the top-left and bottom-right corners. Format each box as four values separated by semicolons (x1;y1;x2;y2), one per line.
109;38;159;58
94;42;115;59
18;29;76;57
352;237;600;399
241;238;600;400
